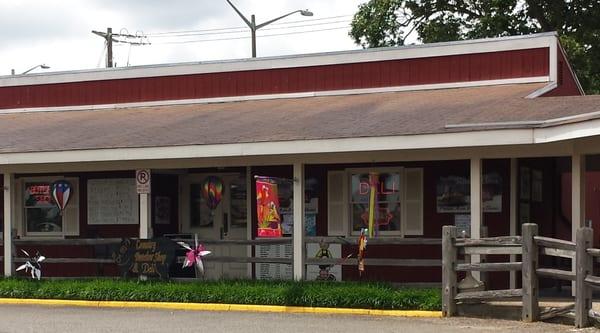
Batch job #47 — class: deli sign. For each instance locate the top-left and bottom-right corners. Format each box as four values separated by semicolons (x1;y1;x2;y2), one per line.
26;184;52;205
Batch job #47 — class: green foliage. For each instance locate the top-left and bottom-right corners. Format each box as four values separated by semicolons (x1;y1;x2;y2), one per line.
349;0;600;94
0;278;441;311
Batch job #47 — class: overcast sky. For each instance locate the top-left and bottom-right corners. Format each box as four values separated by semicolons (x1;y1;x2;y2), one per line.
0;0;368;75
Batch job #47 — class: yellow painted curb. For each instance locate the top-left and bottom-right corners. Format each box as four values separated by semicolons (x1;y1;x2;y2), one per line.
0;298;442;318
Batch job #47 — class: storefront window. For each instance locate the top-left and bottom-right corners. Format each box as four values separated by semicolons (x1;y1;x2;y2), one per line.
350;171;401;233
24;182;62;233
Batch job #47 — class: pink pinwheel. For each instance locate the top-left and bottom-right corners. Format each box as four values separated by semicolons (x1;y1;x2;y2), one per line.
177;235;211;276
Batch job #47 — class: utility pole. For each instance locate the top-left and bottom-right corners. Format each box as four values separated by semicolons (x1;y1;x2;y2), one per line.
92;27;149;68
92;27;114;68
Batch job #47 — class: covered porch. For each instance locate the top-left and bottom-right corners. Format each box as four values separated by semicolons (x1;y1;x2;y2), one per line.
2;136;599;287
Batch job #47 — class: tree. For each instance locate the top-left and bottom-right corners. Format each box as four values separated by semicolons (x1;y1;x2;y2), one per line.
350;0;600;94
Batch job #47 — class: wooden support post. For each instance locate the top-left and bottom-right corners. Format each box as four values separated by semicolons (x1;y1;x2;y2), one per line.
572;153;586;295
139;193;151;239
292;163;305;281
470;158;482;281
3;173;14;277
522;223;539;322
442;225;458;317
575;227;593;328
509;158;518;289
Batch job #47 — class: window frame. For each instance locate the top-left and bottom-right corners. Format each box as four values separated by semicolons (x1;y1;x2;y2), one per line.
346;167;405;237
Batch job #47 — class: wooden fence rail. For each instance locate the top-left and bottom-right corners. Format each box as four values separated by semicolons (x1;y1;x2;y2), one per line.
2;236;443;276
442;223;600;329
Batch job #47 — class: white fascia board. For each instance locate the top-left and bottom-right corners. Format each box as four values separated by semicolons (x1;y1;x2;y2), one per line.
534;118;600;143
0;129;534;166
526;82;557;99
0;33;556;88
0;76;549;115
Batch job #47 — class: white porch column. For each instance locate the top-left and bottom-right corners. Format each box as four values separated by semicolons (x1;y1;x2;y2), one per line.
572;153;586;294
3;173;14;277
139;193;152;239
292;163;305;281
509;158;518;289
470;158;483;281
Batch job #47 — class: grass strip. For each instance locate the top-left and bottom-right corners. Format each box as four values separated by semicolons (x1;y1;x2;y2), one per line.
0;278;441;311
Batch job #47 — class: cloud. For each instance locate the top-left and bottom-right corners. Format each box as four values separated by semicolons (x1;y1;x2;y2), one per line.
0;0;367;75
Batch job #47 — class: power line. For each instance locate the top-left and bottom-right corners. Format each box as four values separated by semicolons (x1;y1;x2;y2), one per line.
150;25;350;45
147;19;350;38
144;14;353;36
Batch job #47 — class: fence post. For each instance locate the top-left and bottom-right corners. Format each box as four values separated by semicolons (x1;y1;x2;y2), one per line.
575;227;593;328
522;223;539;322
442;225;458;317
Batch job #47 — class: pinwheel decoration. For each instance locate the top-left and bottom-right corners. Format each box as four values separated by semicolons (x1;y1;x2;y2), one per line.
51;180;72;215
177;235;211;276
16;250;46;280
202;176;223;211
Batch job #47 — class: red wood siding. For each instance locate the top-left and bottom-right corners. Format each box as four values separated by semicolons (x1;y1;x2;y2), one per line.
543;43;582;96
0;48;549;110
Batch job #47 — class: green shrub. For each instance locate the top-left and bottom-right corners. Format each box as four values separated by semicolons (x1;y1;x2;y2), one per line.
0;278;441;311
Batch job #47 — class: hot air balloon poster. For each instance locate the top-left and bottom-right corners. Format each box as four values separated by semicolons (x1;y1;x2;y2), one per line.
256;178;282;238
51;180;72;215
202;176;223;214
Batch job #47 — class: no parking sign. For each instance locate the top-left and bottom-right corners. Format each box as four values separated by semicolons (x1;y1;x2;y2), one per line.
136;169;151;194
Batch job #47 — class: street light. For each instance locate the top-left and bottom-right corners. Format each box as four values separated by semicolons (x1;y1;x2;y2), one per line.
11;64;51;75
225;0;313;58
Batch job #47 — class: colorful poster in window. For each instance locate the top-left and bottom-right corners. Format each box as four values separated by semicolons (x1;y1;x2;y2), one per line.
256;178;282;238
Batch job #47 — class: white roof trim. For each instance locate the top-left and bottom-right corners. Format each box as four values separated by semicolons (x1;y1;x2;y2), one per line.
446;109;600;129
0;33;557;88
525;82;557;98
0;76;548;115
2;117;600;166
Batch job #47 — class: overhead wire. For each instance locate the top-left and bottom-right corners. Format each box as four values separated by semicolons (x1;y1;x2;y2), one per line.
144;14;353;36
149;25;350;45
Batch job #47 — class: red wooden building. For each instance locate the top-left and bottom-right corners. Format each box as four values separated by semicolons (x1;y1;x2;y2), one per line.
1;32;599;288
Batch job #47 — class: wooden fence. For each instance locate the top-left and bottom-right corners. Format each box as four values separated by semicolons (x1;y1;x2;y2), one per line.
442;223;599;328
1;236;442;277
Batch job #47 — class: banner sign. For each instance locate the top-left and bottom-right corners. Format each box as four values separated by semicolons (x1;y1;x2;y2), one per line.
26;184;52;206
112;238;177;279
256;178;282;238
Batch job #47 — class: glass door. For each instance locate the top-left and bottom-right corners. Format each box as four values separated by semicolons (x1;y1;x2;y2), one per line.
180;172;249;279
